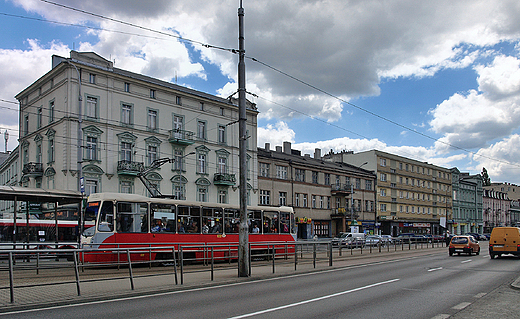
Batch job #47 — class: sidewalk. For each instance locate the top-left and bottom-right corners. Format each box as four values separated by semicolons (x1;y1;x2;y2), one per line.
1;246;519;317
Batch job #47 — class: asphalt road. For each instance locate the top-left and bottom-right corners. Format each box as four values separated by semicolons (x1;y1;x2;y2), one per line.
3;251;520;319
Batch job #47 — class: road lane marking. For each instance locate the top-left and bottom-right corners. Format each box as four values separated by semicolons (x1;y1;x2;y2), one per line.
461;259;472;264
428;267;443;272
474;292;486;298
452;302;471;310
431;315;450;319
227;278;400;319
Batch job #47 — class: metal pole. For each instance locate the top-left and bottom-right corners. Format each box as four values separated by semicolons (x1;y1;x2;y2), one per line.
127;250;134;290
237;0;249;277
73;251;81;296
9;252;14;303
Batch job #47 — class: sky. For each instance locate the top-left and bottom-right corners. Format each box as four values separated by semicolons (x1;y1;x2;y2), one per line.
1;0;520;184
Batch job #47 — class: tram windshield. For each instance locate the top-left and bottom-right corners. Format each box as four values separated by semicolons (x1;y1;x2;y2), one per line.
83;201;100;237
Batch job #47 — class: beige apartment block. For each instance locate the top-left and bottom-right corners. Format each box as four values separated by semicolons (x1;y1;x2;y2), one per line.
15;51;258;206
323;149;452;236
258;142;376;239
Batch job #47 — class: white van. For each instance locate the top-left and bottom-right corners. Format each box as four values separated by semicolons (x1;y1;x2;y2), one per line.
332;232;366;247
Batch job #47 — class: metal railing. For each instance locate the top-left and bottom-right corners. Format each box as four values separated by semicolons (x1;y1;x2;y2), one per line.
0;239;447;304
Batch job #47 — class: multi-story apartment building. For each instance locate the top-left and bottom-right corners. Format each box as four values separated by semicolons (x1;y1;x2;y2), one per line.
0;147;19;217
484;182;520;229
258;142;376;238
482;189;511;232
450;168;483;234
323;150;452;237
14;51;258;206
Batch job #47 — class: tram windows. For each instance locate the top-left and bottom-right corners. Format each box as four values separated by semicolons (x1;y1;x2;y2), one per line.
116;202;147;233
248;210;262;234
280;212;290;233
224;208;240;233
202;207;223;234
211;208;223;233
150;204;176;233
263;211;279;233
178;205;200;233
98;201;114;232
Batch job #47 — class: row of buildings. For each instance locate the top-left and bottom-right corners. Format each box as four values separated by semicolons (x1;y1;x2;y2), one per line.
1;51;519;238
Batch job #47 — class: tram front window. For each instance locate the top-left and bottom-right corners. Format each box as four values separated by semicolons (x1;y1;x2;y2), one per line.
98;201;114;232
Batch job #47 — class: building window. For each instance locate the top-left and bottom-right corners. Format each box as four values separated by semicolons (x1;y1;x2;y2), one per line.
89;73;96;84
197;186;208;202
121;142;132;162
259;163;270;177
380;204;387;212
380;158;386;166
324;173;330;185
173;182;186;200
36;144;42;163
295;193;300;207
147;145;157;166
200;102;204;111
86;136;98;160
121;103;133;125
218;189;227;204
124;82;130;92
380;173;387;182
120;180;132;194
365;180;372;190
279;192;287;206
355;178;361;189
85;179;98;196
49;100;55;123
276;165;287;179
295;169;305;182
48;138;55;163
218;156;227;174
218;125;226;144
37;107;42;129
219;107;225;116
197;120;206;140
327;196;331;209
85;96;98;119
380;189;386;196
303;194;308;207
176;96;182;105
24;115;29;136
148;109;158;131
173;149;184;171
260;190;270;205
197;153;206;174
150;89;156;99
312;171;319;184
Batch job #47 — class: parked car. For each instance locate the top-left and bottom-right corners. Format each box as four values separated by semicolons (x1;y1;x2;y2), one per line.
365;235;382;246
397;233;426;243
466;233;487;241
381;235;394;245
449;235;480;256
332;232;366;247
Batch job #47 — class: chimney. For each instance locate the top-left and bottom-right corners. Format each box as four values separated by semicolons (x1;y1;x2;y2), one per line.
264;143;270;151
314;148;321;159
283;141;291;154
276;146;282;152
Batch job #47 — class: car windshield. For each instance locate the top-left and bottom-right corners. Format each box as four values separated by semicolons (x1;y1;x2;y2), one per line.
451;237;468;244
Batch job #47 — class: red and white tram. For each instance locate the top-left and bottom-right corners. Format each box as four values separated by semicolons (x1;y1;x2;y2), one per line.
81;193;296;263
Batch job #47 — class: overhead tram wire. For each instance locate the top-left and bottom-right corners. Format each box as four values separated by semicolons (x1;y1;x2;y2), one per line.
38;0;236;54
246;55;520;169
7;2;519;168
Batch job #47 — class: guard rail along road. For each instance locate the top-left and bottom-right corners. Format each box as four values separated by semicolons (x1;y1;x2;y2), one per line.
0;237;447;309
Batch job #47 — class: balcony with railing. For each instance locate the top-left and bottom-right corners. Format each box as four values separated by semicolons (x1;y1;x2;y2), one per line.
331;183;353;196
22;162;43;177
168;129;195;145
213;173;236;186
117;160;144;176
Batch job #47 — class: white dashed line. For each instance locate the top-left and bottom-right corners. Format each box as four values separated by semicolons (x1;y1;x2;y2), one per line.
452;302;471;310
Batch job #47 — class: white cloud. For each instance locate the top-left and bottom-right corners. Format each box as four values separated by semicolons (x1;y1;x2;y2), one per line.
430;55;520;152
472;134;520;182
258;122;295;148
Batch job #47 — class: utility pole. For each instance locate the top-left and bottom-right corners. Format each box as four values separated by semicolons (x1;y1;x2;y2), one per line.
237;0;250;277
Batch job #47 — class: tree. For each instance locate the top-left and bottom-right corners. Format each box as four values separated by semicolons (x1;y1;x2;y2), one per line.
481;167;491;186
